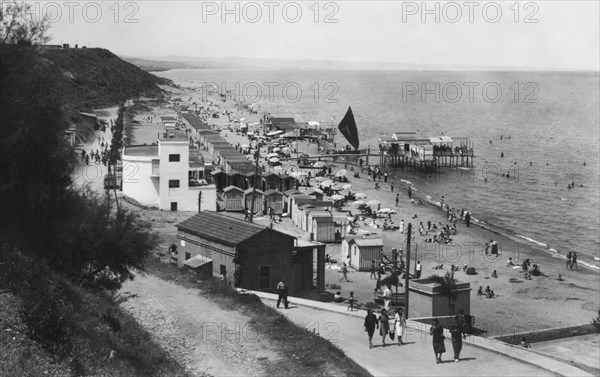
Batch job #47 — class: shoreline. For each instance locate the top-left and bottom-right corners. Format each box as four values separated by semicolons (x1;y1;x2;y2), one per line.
389;174;600;273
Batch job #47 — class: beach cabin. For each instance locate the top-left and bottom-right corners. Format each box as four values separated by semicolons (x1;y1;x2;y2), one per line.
227;170;247;190
262;172;280;191
283;189;301;214
304;188;324;201
221;186;244;211
244;188;265;214
264;189;285;214
280;175;296;191
332;215;350;240
211;170;227;191
287;194;313;219
295;204;315;229
161;116;178;130
341;236;384;271
307;210;332;233
312;216;336;243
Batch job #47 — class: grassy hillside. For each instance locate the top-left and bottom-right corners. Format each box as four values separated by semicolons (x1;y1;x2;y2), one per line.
38;47;173;140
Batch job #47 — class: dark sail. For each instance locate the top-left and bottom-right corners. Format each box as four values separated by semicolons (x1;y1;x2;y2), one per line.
337;106;359;150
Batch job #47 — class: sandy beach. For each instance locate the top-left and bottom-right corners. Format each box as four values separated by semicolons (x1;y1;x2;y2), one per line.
125;80;599;338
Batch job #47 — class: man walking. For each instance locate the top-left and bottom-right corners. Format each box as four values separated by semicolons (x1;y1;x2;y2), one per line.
340;262;350;282
276;278;289;309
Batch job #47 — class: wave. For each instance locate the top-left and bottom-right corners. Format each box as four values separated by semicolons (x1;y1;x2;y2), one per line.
515;235;548;248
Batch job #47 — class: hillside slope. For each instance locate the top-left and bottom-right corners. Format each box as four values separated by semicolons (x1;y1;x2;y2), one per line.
38;47;173;139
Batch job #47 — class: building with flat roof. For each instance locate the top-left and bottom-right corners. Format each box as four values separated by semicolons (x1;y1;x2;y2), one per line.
122;133;216;211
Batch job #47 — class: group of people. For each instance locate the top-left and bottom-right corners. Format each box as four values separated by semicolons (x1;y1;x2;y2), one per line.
566;252;578;270
477;285;496;298
363;307;407;348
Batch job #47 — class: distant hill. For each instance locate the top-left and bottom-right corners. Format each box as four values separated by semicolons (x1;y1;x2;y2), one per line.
38;47;173;138
121;57;200;72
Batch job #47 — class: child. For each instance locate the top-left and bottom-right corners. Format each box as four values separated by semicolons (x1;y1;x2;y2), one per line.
520;337;531;348
348;291;356;311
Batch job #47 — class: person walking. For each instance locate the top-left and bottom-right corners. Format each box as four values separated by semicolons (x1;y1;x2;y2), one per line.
408;186;412;199
571;252;578;270
566;252;572;269
465;211;471;227
419;221;426;236
364;309;378;348
383;284;392;311
430;319;446;363
276;279;288;309
449;315;466;362
370;259;377;280
347;291;356;311
415;260;422;278
340;262;350;282
399;220;405;234
394;308;406;345
379;309;390;347
427;219;431;231
395;193;399;207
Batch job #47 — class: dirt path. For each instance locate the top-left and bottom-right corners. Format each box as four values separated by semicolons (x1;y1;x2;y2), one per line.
119;274;281;377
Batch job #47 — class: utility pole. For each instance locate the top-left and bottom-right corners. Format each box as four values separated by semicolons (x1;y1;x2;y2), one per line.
248;144;261;223
198;191;202;213
405;223;412;318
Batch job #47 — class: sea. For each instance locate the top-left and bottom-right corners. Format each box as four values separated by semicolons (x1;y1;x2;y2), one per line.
155;69;600;269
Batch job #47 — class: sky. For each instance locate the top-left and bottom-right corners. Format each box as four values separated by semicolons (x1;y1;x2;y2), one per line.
31;0;600;70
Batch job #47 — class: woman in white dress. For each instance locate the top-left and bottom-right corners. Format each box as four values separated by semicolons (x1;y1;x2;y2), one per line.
394;308;406;345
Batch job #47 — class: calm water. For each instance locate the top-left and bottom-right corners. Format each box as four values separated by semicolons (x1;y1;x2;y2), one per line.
157;69;600;267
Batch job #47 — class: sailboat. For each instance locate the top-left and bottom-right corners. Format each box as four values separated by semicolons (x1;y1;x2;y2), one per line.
337;106;360;150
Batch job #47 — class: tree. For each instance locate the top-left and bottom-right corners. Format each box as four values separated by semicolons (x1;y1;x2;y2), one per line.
0;1;51;46
428;272;458;312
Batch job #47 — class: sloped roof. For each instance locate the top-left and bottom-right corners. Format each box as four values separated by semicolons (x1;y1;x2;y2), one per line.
223;185;243;192
181;113;210;130
346;236;384;247
270;117;295;124
177;212;284;246
244;188;264;195
313;216;334;223
284;189;301;196
183;255;212;268
264;189;283;196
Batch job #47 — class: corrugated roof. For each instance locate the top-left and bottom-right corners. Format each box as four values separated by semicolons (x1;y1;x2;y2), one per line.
284;189;301;196
181;113;210;130
177;212;282;246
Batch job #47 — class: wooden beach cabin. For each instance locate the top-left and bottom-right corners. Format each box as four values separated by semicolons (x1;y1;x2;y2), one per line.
341;236;384;271
283;189;301;214
244;188;265;214
307;210;332;233
304;188;324;201
280;175;296;191
287;194;313;219
264;189;285;214
312;216;336;243
221;186;245;211
211;170;228;191
262;172;280;191
246;171;259;190
227;170;247;190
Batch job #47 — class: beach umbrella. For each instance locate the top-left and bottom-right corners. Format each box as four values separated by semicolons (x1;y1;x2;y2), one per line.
352;200;365;206
367;200;380;206
267;152;279;158
331;184;343;191
289;171;307;178
307;121;321;127
342;184;353;190
320;181;334;188
313;161;327;168
331;194;345;201
269;157;280;163
314;176;326;182
273;147;281;152
267;131;280;137
355;192;367;199
335;169;347;177
377;208;396;214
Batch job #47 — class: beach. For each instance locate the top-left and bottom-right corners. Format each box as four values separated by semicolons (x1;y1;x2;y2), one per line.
122;80;599;337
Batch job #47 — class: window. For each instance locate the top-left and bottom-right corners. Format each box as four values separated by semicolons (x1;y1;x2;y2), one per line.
220;264;227;278
259;265;271;289
169;180;180;188
185;252;191;260
169;154;180;162
170;202;178;211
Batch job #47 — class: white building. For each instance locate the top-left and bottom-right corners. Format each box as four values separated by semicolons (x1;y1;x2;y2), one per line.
122;133;217;211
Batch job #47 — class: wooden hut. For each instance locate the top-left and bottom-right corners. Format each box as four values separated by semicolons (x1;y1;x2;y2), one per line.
228;170;247;189
287;194;312;219
304;188;324;201
221;185;245;211
341;236;384;271
246;171;259;190
280;175;296;191
264;189;285;214
244;188;265;214
262;172;280;191
211;170;227;191
307;210;331;233
312;216;336;243
283;189;301;214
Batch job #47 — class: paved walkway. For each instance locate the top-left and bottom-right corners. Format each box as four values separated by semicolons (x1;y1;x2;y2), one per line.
241;289;592;377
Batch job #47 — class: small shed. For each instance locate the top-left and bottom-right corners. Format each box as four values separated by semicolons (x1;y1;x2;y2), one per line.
283;189;301;214
341;236;384;271
211;170;228;191
182;254;213;277
228;170;247;189
280;175;296;191
307;210;331;233
288;194;313;219
246;171;259;189
409;278;471;319
304;188;324;201
262;172;280;191
244;188;265;214
264;189;285;214
222;186;244;211
332;215;349;240
312;216;335;242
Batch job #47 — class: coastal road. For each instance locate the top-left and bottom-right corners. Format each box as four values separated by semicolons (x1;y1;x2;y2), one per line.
260;298;557;377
